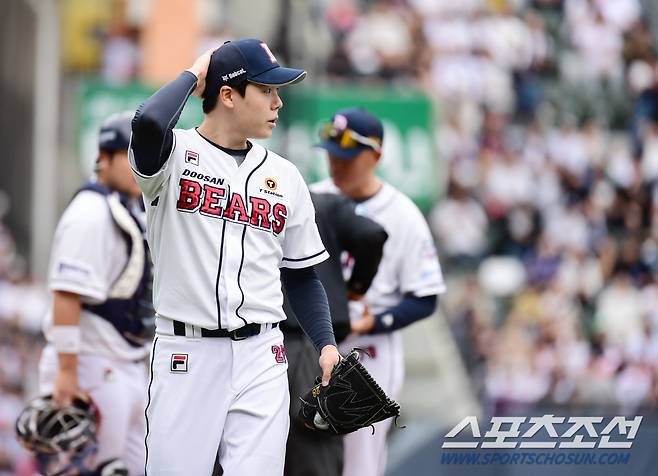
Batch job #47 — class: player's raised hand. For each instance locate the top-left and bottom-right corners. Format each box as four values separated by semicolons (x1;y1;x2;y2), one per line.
187;47;216;98
319;344;341;386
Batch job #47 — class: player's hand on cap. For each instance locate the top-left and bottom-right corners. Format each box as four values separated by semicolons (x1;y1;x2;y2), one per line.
350;304;376;335
53;367;89;408
319;345;341;386
187;47;216;98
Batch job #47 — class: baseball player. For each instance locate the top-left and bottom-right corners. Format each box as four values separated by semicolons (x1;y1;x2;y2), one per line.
129;40;340;475
313;108;446;476
282;192;388;476
38;112;152;475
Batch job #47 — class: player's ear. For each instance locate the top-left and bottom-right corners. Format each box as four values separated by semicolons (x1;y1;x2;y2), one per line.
218;85;234;109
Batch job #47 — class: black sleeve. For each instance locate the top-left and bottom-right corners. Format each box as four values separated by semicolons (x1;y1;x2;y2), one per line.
131;71;198;176
371;294;438;334
331;196;388;295
281;266;337;351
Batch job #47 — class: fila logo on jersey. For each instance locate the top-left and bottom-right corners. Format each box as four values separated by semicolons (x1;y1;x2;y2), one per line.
170;354;188;372
177;179;288;234
185;150;199;166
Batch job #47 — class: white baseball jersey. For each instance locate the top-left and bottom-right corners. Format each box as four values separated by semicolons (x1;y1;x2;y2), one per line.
130;128;328;331
42;190;150;362
311;179;446;314
311;178;445;476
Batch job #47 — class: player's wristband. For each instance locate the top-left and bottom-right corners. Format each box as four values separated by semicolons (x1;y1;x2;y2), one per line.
50;325;81;354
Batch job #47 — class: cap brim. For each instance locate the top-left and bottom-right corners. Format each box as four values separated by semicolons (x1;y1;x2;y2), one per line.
315;140;367;160
249;67;307;86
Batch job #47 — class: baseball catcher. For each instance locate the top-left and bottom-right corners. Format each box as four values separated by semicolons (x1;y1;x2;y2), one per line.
299;349;402;435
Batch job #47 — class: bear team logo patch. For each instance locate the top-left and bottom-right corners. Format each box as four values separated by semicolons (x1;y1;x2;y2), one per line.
185;150;199;166
170;354;188;372
265;178;277;191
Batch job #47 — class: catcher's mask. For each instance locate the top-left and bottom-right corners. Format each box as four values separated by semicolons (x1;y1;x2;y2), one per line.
15;395;100;476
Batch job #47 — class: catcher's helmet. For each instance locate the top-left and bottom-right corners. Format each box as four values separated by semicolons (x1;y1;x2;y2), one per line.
98;111;133;153
15;395;99;475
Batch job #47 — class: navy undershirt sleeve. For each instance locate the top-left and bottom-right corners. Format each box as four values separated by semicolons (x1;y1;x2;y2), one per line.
131;71;198;176
371;294;438;334
281;266;337;351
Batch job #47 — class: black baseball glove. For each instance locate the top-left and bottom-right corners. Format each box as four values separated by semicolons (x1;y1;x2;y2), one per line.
298;348;402;435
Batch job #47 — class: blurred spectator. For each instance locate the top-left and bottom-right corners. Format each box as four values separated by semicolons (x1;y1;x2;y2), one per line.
640;123;658;182
0;202;46;474
101;22;140;84
543;201;590;254
514;10;553;117
429;179;488;267
436;115;480;164
483;152;535;213
325;0;360;35
568;2;624;82
594;266;643;348
343;1;416;78
623;19;655;65
594;0;641;34
546;119;590;180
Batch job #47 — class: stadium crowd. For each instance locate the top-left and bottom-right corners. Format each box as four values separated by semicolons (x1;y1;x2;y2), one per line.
308;0;658;414
410;0;658;414
0;199;45;475
276;0;658;414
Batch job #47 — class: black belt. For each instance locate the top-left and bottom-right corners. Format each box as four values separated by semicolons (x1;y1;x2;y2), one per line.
173;320;278;340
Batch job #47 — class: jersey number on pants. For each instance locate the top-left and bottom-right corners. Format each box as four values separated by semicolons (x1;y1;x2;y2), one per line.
272;345;287;364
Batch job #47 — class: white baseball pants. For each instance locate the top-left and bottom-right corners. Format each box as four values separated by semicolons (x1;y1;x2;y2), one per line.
339;332;404;476
38;345;148;475
144;325;290;475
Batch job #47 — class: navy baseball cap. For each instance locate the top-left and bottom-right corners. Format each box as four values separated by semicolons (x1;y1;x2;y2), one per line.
98;111;133;152
203;39;306;99
316;108;384;160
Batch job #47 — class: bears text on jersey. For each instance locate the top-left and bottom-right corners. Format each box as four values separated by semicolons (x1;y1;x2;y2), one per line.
176;178;288;234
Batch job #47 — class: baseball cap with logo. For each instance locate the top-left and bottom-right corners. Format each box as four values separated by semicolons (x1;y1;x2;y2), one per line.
316;108;384;160
203;39;306;100
98;111;134;152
